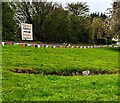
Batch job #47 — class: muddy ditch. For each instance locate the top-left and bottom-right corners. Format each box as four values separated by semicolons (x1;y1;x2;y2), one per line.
10;68;118;76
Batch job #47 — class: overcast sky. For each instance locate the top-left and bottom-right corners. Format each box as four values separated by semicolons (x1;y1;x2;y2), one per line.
47;0;113;13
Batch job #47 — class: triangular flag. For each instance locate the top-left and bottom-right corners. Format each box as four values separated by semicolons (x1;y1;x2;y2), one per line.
38;45;41;48
28;44;31;46
53;46;55;48
2;42;4;46
44;45;46;48
46;45;48;48
21;44;24;47
11;42;14;45
34;44;37;48
55;45;58;48
84;46;86;49
80;46;82;48
31;44;34;47
25;43;28;47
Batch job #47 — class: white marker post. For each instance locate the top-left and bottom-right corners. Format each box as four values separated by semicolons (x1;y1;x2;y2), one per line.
21;23;33;40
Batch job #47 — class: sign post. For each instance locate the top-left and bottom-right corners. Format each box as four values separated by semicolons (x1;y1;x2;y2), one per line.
21;23;33;40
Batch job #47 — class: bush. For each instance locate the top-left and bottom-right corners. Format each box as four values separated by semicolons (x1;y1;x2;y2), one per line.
107;39;112;45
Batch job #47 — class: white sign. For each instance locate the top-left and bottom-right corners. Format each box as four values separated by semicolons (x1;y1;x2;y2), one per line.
21;23;33;40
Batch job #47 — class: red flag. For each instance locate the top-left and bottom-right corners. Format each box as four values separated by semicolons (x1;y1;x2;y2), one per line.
21;44;24;47
56;46;58;48
6;42;11;45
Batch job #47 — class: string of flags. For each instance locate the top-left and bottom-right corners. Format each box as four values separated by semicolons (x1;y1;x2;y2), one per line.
1;42;113;49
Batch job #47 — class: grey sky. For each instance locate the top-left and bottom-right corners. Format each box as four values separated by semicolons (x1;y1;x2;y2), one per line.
47;0;113;13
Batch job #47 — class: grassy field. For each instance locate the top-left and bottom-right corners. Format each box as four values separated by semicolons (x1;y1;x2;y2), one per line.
2;45;119;101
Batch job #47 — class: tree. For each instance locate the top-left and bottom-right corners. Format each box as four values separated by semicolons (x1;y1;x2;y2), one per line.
2;2;18;41
65;2;94;44
68;14;93;44
44;7;71;43
12;0;55;41
92;17;106;39
112;1;120;38
66;2;89;16
2;1;94;44
90;12;108;21
32;0;54;41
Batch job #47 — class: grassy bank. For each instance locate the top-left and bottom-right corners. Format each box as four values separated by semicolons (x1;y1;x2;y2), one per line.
2;72;118;101
2;45;119;101
2;45;118;72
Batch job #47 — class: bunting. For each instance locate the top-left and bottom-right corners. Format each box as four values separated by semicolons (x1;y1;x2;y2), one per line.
1;42;112;49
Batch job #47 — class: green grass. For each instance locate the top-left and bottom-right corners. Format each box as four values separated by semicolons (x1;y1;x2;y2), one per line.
2;45;119;101
2;45;118;72
2;72;119;101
